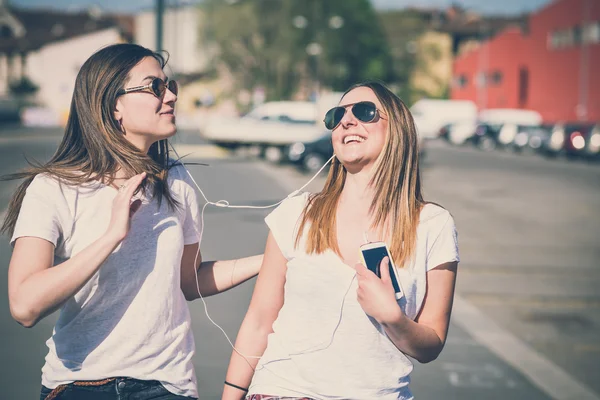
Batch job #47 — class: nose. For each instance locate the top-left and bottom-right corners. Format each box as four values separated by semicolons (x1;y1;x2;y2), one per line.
164;88;177;103
339;106;357;129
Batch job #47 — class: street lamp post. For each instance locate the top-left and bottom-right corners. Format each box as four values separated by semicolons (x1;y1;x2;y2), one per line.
156;0;165;52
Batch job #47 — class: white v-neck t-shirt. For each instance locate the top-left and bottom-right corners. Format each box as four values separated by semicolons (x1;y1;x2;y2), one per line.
10;165;201;397
249;193;459;400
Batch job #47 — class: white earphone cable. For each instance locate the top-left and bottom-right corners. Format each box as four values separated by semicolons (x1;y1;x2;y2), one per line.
170;144;336;363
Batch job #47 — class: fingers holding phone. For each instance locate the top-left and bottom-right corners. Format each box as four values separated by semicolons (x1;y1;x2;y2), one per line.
356;255;402;324
359;242;404;300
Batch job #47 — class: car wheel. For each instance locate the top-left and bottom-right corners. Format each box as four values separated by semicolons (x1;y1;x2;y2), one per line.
264;146;283;163
479;136;496;151
303;153;325;173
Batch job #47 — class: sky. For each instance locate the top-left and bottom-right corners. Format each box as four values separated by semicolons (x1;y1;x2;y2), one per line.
8;0;552;16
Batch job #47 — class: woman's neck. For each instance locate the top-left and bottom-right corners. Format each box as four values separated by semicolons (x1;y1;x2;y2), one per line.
340;169;375;206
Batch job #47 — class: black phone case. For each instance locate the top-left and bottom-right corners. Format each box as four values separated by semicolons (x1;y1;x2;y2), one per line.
361;246;402;295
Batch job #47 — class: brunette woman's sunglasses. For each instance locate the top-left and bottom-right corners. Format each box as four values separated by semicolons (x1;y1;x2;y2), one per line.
323;101;383;130
117;78;178;98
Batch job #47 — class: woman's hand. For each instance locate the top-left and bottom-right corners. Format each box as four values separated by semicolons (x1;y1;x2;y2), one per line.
105;172;146;243
355;257;404;324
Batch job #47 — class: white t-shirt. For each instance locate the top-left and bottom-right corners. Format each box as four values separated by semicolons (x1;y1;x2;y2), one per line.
10;165;201;397
249;193;459;400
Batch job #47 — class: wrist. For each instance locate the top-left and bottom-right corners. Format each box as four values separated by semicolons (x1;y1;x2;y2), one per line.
224;379;249;394
379;304;405;327
101;231;124;248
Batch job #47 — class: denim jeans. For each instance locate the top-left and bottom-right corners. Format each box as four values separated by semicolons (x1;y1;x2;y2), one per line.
40;377;196;400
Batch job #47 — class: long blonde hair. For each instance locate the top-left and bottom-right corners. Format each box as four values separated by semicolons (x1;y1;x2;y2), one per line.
295;81;425;267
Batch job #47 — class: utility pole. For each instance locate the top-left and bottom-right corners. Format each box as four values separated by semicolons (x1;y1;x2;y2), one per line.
156;0;165;52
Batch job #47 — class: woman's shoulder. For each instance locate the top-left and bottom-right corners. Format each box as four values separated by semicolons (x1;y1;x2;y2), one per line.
419;202;453;229
167;159;187;177
281;191;311;211
268;191;310;219
166;161;195;189
28;173;65;193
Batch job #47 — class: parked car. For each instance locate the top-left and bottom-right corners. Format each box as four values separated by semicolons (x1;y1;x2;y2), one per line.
511;125;553;154
442;120;478;145
411;99;477;140
539;123;566;157
467;123;501;150
468;109;543;151
583;124;600;161
540;122;597;159
201;101;325;160
0;96;21;123
285;132;334;173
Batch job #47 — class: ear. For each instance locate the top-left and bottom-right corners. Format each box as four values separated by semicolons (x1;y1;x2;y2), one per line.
114;97;123;123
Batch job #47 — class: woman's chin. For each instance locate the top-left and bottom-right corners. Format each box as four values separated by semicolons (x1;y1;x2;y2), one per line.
159;125;178;140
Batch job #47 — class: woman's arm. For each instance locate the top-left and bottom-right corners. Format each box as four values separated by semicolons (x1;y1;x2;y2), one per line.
222;232;287;399
8;173;146;328
180;245;263;300
9;235;122;327
356;259;458;363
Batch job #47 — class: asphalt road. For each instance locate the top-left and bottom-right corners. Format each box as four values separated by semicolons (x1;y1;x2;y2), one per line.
0;125;598;400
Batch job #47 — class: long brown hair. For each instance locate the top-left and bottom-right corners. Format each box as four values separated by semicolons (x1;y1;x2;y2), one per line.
1;43;179;236
295;81;425;268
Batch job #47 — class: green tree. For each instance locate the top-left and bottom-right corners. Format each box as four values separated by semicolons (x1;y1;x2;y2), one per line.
378;9;429;104
202;0;305;102
202;0;393;102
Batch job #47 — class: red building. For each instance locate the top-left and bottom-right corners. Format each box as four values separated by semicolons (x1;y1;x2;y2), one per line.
451;0;600;123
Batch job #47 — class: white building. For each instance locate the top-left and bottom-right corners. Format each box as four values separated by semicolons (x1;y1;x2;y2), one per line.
0;3;133;124
134;4;212;76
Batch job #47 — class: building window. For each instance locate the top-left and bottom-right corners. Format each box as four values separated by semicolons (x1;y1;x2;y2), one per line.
518;67;529;108
583;21;600;44
549;29;575;49
490;71;503;85
549;22;600;49
454;74;468;88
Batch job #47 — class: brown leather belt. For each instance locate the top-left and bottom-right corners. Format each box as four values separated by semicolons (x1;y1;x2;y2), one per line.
45;378;117;400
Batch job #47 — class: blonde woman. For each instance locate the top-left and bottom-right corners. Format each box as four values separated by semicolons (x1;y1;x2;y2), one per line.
223;81;459;400
2;43;261;400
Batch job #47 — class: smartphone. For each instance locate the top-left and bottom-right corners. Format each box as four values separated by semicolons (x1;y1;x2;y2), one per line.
360;241;404;299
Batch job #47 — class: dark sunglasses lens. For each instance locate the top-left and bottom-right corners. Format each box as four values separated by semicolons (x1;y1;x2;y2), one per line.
151;78;166;97
352;102;377;123
324;108;336;129
324;107;346;130
151;79;178;97
168;80;178;96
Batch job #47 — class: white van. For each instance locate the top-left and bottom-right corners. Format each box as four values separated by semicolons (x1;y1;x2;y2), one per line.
410;99;478;140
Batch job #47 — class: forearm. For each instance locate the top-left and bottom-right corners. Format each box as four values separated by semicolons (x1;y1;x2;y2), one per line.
10;234;120;327
223;316;271;399
381;311;444;363
194;254;263;298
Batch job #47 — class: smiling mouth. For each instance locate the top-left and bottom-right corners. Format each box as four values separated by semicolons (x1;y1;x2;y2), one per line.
343;135;366;144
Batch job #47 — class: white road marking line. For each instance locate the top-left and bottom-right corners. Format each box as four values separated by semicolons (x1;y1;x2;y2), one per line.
453;295;600;400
